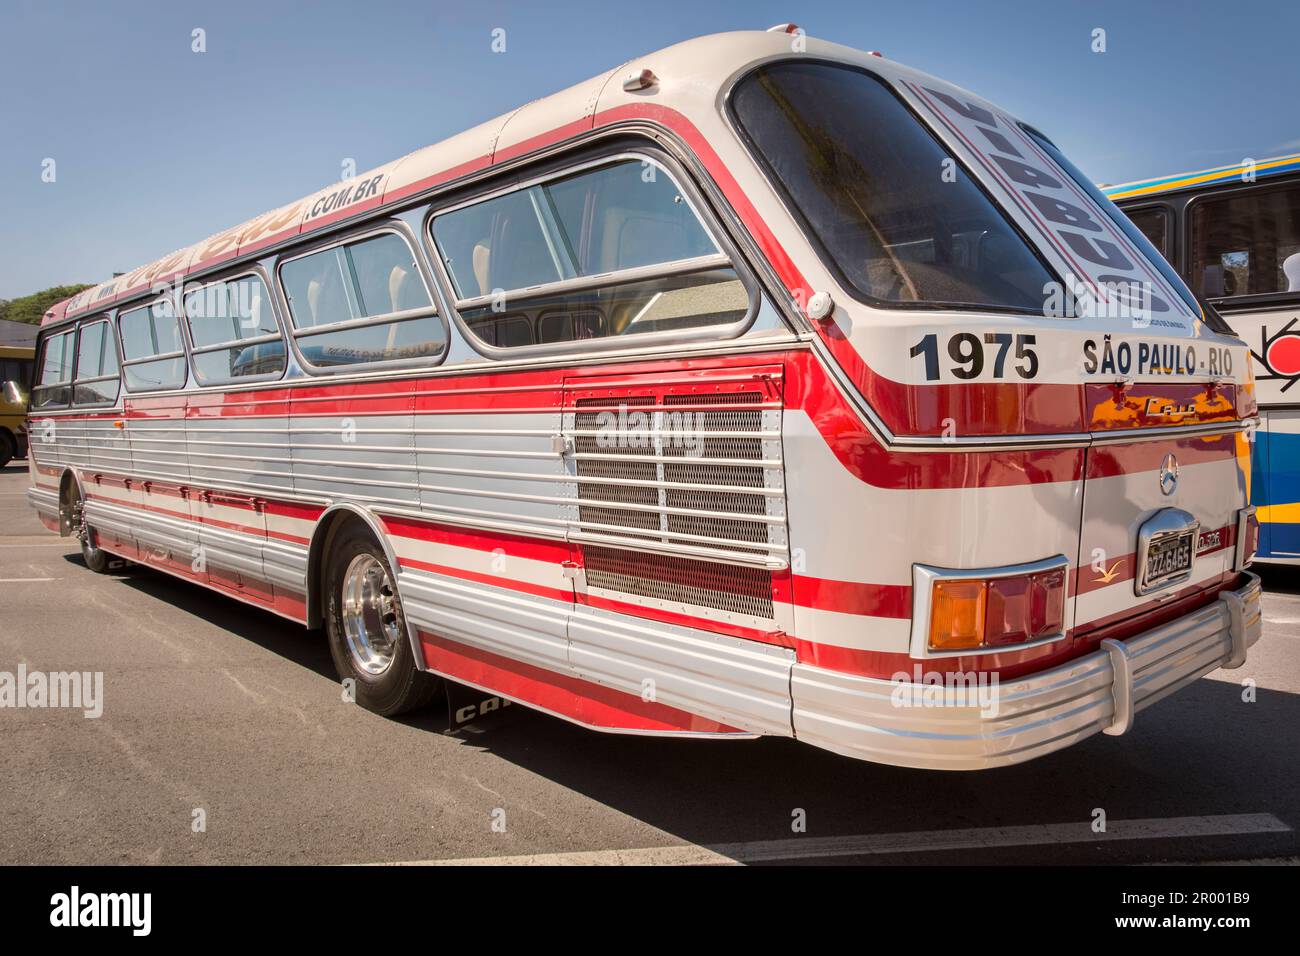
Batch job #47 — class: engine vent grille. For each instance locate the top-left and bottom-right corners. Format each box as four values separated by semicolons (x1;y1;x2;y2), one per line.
566;376;785;622
583;546;775;620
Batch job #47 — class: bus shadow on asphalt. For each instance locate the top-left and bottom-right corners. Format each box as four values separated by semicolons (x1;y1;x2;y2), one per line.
62;551;340;683
1255;563;1300;596
425;670;1300;862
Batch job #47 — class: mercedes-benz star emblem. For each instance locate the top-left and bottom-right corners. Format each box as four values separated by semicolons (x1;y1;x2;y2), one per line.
1159;453;1179;496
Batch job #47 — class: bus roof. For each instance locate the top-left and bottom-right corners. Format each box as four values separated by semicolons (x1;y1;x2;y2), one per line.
41;29;917;331
1102;152;1300;203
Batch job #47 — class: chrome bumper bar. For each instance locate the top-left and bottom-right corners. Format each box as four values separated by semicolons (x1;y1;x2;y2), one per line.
791;572;1262;770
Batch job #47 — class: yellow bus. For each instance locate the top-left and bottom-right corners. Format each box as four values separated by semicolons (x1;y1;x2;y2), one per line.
0;343;35;467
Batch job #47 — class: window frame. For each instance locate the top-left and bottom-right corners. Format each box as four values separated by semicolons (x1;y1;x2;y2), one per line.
116;295;189;394
423;148;760;360
1184;176;1300;308
71;315;122;407
723;57;1064;317
31;327;77;410
180;268;290;387
274;221;449;375
1119;202;1173;262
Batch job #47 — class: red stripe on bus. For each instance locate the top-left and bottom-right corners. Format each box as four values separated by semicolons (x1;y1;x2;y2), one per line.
790;574;912;618
419;630;745;734
29;348;1243;491
399;556;572;604
380;514;570;563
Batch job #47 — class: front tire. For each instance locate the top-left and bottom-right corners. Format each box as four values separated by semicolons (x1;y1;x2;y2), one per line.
0;432;14;469
324;524;440;716
67;481;112;574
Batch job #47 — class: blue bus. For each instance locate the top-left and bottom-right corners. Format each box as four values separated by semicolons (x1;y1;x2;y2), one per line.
1106;154;1300;562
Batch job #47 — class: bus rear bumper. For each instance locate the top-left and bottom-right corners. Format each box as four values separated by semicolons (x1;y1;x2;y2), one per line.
790;572;1262;770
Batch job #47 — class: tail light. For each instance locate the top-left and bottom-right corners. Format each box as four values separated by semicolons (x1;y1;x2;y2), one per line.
913;557;1069;658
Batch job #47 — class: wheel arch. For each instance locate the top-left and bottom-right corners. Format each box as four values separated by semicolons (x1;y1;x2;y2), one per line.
305;503;406;632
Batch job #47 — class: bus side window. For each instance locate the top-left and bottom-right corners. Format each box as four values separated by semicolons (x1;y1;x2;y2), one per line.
278;230;445;370
184;274;287;385
72;319;121;406
119;299;188;392
1124;205;1171;261
32;329;75;409
1190;183;1300;298
429;156;752;351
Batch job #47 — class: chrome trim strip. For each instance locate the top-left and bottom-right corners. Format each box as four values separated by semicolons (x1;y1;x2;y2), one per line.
1100;638;1135;736
1234;505;1257;571
452;254;731;310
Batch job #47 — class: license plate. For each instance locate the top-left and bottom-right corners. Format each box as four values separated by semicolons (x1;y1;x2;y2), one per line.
1143;531;1194;589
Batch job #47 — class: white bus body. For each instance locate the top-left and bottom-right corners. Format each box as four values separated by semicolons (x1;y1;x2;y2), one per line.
26;30;1261;769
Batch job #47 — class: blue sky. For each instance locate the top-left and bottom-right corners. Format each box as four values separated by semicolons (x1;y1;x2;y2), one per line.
1;0;1296;299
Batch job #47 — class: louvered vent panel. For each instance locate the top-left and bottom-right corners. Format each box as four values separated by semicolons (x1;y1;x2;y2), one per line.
568;378;784;622
583;546;775;620
574;395;660;538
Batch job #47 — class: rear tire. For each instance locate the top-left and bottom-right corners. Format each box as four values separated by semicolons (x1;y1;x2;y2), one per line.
324;524;440;716
67;481;112;574
0;432;13;469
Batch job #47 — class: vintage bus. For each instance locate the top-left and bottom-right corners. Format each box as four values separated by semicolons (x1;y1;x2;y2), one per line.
0;343;35;467
25;28;1261;769
1106;156;1300;562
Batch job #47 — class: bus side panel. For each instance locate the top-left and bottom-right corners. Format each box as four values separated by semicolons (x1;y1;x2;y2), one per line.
400;368;575;677
1259;408;1300;557
121;395;202;581
1215;302;1300;560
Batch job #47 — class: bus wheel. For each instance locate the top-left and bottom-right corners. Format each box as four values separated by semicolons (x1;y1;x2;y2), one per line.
68;482;112;574
324;525;440;716
0;432;13;469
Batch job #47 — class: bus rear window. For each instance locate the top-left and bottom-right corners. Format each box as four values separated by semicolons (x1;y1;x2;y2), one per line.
730;61;1055;313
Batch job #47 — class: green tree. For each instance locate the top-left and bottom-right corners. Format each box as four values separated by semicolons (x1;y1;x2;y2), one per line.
0;284;94;325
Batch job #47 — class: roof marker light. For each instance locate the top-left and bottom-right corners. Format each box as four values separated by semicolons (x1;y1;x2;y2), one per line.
622;68;657;92
767;23;800;34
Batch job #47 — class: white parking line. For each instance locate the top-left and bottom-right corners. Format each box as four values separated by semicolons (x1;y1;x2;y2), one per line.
0;577;57;583
372;813;1290;866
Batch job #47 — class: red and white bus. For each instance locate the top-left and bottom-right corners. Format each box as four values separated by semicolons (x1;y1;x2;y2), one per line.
25;28;1261;769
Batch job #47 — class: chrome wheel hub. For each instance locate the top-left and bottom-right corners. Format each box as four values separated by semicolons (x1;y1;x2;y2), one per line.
341;554;402;676
71;494;96;554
